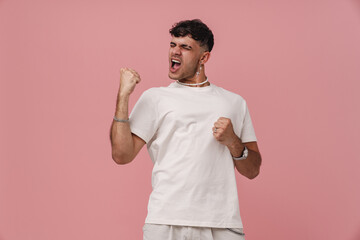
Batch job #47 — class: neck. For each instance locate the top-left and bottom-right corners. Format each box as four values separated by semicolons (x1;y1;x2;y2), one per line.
177;66;210;87
176;77;209;87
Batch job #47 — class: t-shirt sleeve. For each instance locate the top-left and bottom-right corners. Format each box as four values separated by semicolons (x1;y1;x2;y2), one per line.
129;90;158;143
239;101;257;143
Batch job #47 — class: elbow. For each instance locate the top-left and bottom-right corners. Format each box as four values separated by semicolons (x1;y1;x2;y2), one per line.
112;156;127;165
247;168;260;180
247;162;261;179
248;155;262;179
112;151;133;165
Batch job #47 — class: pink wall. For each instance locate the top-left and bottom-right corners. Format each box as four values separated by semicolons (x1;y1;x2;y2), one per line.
1;0;360;239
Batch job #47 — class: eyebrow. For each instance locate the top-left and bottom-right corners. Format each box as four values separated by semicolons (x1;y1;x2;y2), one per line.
181;44;192;49
170;42;192;49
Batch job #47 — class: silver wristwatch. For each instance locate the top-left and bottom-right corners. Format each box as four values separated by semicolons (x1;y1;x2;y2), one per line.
232;146;248;161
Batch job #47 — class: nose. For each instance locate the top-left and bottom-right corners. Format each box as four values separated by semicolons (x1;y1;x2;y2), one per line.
171;45;181;56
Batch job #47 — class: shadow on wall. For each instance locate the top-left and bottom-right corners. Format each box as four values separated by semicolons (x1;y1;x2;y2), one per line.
352;227;360;240
353;0;360;17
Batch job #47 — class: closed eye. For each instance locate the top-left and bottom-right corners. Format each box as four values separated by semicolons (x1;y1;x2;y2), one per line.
181;44;192;50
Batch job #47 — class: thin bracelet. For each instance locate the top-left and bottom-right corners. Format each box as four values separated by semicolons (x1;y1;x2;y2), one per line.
113;116;129;122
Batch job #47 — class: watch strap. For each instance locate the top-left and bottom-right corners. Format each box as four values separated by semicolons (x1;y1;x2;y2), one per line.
232;146;248;161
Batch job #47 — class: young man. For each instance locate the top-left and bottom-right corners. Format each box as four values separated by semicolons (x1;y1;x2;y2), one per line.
110;19;262;240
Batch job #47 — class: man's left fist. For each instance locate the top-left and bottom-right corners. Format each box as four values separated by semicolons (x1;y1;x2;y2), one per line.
212;117;237;147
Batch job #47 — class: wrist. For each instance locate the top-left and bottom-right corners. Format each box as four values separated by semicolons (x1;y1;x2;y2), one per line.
118;91;131;99
232;145;248;161
113;116;129;122
116;93;129;109
115;93;130;119
114;109;128;118
227;135;243;149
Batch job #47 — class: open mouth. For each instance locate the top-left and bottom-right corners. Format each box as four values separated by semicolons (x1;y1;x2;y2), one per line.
170;59;181;72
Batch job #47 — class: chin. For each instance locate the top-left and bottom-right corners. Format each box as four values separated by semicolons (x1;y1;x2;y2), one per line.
168;72;179;80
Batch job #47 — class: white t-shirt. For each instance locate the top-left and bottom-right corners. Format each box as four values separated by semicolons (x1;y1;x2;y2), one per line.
129;81;257;228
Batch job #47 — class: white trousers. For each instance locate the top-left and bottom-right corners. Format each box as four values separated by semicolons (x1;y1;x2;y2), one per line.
143;223;246;240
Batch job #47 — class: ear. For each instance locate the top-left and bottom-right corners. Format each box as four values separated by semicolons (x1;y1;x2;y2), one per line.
200;51;211;64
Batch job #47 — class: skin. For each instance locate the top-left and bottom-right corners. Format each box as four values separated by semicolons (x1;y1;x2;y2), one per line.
168;35;210;86
213;117;262;179
110;68;145;165
110;35;262;179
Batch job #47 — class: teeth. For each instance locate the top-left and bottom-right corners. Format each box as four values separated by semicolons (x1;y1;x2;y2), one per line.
172;59;181;63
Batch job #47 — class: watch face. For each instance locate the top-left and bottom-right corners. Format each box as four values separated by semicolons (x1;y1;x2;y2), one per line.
233;146;248;160
243;147;248;158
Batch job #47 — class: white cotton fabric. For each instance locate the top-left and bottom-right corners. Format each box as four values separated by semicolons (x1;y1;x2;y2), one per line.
129;81;257;228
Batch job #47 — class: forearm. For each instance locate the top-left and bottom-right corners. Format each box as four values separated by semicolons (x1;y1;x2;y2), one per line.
110;93;134;164
227;137;262;179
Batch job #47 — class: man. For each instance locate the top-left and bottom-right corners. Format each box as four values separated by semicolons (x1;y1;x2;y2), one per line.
110;19;262;240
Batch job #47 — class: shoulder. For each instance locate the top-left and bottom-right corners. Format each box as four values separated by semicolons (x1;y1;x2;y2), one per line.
213;84;247;104
143;83;181;96
143;85;173;94
142;87;160;95
138;86;171;103
140;87;163;98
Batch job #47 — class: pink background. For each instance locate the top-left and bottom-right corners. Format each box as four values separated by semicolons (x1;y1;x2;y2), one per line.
1;0;360;239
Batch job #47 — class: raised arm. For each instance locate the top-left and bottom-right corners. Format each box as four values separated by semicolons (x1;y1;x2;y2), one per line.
110;68;146;165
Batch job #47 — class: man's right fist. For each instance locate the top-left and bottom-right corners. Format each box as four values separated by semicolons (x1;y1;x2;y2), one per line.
119;68;141;95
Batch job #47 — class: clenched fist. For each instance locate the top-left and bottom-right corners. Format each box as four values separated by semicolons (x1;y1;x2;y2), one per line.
212;117;238;147
119;68;141;96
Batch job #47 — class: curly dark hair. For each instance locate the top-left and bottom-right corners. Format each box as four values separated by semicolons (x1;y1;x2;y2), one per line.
169;19;214;52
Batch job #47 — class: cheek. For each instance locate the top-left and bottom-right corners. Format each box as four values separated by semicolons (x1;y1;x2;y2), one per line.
184;54;198;66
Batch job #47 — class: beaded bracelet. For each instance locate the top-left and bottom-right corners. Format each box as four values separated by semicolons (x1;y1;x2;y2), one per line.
113;116;129;122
